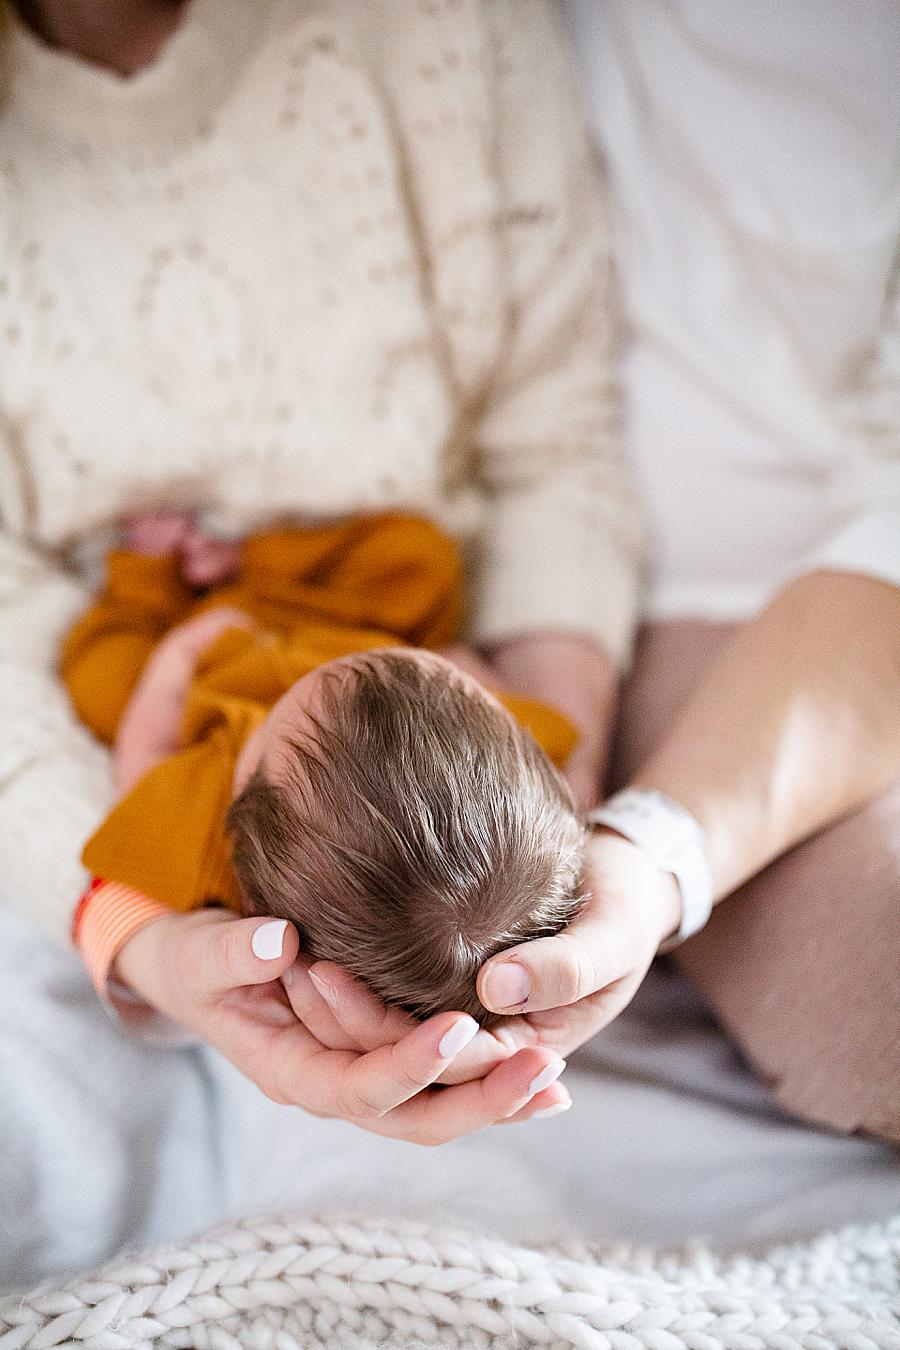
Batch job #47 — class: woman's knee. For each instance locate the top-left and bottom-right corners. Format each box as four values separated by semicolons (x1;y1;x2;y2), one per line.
672;780;900;1144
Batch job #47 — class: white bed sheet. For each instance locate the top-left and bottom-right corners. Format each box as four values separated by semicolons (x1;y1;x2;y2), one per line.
2;904;897;1294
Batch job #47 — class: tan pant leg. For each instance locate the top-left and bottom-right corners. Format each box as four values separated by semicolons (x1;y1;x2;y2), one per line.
609;620;900;1144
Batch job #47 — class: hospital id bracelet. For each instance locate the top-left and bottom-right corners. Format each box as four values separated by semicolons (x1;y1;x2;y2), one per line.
585;788;714;950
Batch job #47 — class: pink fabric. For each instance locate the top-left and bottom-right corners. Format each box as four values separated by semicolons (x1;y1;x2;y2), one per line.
610;620;900;1144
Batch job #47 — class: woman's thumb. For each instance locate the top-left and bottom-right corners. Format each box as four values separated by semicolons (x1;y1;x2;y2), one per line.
478;927;608;1014
189;913;300;994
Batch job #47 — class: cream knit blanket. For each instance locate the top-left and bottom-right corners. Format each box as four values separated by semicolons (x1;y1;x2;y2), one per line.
2;1211;898;1349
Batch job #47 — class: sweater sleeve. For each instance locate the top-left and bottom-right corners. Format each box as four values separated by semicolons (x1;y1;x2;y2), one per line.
0;530;114;947
467;0;645;665
800;246;900;590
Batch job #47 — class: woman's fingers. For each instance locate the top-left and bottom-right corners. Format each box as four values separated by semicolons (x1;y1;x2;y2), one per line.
220;1001;566;1144
280;959;363;1051
270;1010;474;1118
497;1081;573;1125
433;1030;516;1085
271;1006;563;1129
363;1045;568;1144
305;961;412;1049
309;960;519;1082
342;1012;484;1117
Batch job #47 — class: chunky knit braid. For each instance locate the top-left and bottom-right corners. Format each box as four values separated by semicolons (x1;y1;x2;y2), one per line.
1;1211;898;1349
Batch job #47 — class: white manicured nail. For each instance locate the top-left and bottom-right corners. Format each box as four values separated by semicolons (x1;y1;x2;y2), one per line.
532;1099;572;1120
251;919;288;960
308;968;339;1006
528;1059;566;1097
438;1016;480;1059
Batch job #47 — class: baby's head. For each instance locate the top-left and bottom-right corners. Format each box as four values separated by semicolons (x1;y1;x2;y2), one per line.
227;648;585;1025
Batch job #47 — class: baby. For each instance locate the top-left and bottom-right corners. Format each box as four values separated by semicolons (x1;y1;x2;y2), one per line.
63;510;586;1024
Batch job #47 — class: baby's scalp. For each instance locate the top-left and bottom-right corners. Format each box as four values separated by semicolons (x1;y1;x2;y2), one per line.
227;648;586;1025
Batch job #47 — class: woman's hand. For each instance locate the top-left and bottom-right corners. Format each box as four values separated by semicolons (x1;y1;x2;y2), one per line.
114;908;572;1141
477;574;900;1058
475;829;681;1057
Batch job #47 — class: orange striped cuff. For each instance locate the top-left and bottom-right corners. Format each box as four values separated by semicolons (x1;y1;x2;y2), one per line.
74;878;172;998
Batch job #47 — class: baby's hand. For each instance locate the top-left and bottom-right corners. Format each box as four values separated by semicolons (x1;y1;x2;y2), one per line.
123;510;194;557
155;606;257;663
122;510;241;587
180;526;241;588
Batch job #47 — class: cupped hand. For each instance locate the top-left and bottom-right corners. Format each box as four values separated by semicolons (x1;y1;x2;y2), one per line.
114;908;571;1142
278;955;543;1086
475;830;683;1058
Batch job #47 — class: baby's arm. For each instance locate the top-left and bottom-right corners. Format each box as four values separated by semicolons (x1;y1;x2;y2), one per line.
62;509;244;750
114;607;255;794
60;548;192;745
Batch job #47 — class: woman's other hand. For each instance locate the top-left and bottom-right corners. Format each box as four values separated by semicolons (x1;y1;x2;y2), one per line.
476;829;681;1057
113;909;571;1141
478;574;900;1059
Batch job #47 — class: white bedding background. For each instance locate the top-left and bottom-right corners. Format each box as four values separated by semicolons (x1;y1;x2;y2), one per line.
3;902;898;1294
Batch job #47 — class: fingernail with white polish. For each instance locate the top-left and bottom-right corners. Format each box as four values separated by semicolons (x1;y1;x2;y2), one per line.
532;1098;572;1120
251;919;288;960
438;1016;480;1059
308;968;339;1006
528;1059;566;1097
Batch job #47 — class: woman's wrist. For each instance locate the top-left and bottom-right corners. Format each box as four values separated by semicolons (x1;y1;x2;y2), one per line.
587;788;715;947
74;878;172;997
631;772;744;896
108;910;169;992
585;828;683;951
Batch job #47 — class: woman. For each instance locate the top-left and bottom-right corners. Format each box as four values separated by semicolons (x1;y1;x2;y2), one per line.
0;0;634;1138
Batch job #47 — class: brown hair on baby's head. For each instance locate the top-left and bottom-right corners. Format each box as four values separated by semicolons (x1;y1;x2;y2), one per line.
227;649;585;1025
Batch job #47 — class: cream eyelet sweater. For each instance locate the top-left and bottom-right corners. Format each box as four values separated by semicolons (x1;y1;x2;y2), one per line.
0;0;645;945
